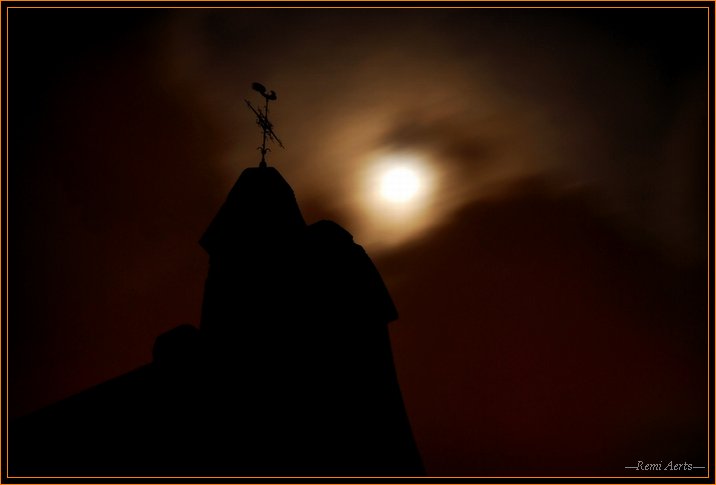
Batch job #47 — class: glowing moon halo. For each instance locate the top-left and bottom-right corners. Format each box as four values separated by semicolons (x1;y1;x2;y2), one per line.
379;166;422;203
359;151;437;248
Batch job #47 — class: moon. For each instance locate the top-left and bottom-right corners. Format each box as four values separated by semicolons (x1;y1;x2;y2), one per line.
358;151;439;248
380;166;422;203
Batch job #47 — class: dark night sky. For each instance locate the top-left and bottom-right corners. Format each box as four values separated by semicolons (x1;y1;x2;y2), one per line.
7;5;710;476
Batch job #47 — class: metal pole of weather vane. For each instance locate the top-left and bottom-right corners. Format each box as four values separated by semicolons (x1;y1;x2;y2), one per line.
245;82;284;168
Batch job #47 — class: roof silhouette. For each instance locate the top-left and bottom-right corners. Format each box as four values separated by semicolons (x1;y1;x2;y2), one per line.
10;164;422;477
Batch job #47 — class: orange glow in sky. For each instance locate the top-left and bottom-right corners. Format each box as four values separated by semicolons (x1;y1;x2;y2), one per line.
356;151;444;248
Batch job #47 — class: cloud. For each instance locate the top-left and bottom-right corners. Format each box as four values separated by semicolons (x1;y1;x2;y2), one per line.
157;8;706;262
377;184;706;474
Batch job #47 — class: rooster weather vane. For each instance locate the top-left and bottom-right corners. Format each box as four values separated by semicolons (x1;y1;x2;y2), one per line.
245;82;284;168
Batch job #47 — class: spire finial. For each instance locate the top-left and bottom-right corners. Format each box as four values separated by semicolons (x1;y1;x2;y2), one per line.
245;82;284;168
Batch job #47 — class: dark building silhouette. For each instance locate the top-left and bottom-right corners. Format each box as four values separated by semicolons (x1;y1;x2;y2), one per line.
9;164;424;477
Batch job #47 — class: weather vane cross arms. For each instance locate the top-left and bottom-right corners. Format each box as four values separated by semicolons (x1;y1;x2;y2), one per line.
245;82;284;168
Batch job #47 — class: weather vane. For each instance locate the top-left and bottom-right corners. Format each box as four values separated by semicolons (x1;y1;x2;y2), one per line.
245;82;284;168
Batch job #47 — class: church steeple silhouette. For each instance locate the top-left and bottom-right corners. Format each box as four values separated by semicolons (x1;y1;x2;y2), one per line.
9;84;424;477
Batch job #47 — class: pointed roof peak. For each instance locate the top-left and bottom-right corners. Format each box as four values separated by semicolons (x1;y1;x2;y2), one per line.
200;165;305;254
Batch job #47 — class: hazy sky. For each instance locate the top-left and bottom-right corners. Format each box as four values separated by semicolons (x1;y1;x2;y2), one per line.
8;6;709;475
156;8;707;256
